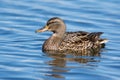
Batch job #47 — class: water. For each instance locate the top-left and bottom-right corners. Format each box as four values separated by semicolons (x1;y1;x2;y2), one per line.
0;0;120;80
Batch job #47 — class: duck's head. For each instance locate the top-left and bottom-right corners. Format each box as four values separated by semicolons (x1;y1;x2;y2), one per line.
36;17;66;35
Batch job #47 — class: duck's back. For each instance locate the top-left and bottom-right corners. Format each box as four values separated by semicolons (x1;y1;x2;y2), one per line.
59;31;107;51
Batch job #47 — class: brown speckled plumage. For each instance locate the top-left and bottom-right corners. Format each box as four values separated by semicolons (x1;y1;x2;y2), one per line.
36;17;108;51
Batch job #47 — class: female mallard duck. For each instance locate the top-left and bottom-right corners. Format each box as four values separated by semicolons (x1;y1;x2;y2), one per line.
36;17;108;51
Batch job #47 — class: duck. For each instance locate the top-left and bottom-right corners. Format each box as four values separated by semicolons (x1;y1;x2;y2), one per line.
36;17;108;51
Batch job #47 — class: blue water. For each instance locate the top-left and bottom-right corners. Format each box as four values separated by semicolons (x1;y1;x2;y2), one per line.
0;0;120;80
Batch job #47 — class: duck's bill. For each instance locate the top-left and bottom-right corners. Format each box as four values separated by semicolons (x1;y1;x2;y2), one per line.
35;26;49;33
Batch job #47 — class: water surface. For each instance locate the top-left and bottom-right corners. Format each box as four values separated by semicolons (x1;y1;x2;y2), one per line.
0;0;120;80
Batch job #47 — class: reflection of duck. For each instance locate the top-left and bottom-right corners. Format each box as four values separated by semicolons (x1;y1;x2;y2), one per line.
36;17;108;51
45;49;101;63
45;49;101;79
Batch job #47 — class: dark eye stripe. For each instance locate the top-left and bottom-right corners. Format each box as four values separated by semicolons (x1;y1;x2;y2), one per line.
47;21;59;26
47;21;55;26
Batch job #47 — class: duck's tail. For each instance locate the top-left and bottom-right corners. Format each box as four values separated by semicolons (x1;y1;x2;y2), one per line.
99;39;108;48
99;38;108;44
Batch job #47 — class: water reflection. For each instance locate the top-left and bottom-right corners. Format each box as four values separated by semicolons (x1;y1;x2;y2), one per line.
44;48;102;79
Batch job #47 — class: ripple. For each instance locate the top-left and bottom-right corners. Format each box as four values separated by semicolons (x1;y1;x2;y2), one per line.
0;0;120;80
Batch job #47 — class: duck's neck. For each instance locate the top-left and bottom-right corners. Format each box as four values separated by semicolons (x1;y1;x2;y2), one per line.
43;32;65;51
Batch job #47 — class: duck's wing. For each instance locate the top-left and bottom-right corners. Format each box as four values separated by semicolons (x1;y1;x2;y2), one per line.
63;31;89;43
64;31;104;44
87;32;108;44
64;31;104;43
59;31;107;50
87;32;103;42
59;31;90;50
